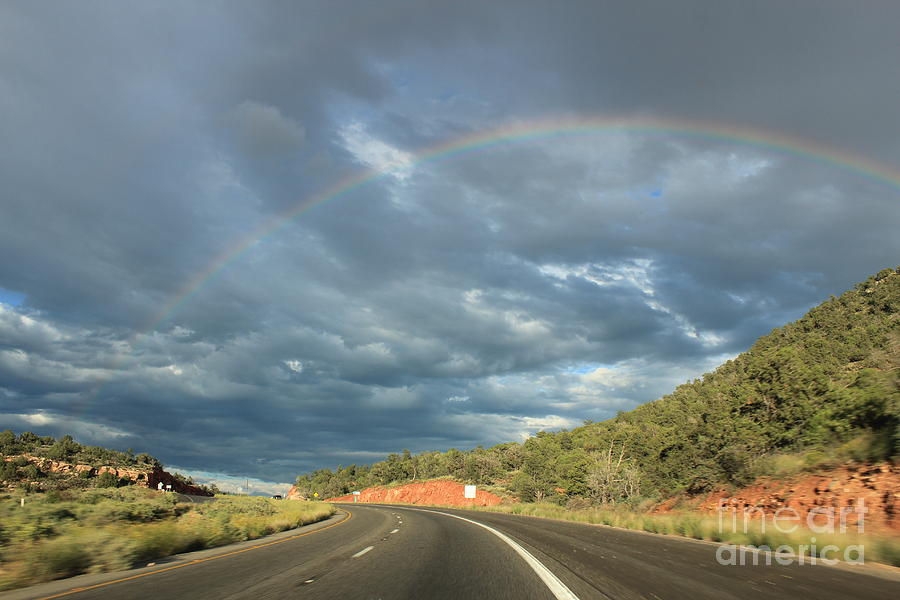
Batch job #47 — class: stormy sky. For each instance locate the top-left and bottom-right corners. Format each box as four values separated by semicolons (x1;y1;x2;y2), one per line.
1;1;899;488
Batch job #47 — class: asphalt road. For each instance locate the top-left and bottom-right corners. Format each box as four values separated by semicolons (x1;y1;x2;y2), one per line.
5;504;898;600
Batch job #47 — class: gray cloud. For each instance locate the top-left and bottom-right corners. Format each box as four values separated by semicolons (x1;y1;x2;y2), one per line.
228;101;305;156
1;1;898;483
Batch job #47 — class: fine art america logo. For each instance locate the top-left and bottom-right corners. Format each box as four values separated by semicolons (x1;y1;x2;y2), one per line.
715;498;867;566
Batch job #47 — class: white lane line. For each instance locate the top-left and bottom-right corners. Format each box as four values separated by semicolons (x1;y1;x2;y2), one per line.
390;528;399;534
402;508;580;600
352;546;374;558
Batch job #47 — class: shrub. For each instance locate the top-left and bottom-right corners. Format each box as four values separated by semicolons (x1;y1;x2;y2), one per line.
0;461;16;481
95;472;119;488
872;538;900;567
565;497;592;511
22;537;91;580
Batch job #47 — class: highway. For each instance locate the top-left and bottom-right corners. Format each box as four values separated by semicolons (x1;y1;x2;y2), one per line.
5;504;898;600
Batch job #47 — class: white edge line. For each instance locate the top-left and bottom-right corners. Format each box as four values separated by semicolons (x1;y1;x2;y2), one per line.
402;508;580;600
352;546;374;558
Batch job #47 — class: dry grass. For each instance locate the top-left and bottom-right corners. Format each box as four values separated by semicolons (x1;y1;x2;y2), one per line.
0;488;334;590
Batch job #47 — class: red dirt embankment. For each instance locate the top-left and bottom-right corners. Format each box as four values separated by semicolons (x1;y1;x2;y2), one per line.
657;463;899;532
326;479;505;506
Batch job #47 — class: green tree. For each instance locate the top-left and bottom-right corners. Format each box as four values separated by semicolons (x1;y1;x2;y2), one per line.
46;435;81;461
0;429;17;455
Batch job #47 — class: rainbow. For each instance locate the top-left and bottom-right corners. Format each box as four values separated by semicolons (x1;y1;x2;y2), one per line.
145;114;900;334
68;114;900;415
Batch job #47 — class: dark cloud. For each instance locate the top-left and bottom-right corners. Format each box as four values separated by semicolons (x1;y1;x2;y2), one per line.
227;101;305;156
1;1;898;483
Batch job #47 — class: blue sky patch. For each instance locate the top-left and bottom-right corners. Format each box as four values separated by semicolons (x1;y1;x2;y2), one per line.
565;363;613;375
0;288;25;306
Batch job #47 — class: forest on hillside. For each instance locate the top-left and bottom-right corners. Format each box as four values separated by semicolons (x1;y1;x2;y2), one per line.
295;267;900;504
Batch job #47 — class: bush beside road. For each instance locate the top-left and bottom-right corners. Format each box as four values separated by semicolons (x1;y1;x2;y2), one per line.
0;486;334;590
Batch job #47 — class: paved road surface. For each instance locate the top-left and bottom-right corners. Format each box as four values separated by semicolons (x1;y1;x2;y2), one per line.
5;504;898;600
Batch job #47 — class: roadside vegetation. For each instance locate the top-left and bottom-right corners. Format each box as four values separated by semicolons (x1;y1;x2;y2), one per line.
0;487;334;590
296;267;899;505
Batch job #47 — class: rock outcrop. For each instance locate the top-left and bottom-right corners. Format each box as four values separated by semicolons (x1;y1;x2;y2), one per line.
285;485;307;500
326;479;505;506
2;454;213;496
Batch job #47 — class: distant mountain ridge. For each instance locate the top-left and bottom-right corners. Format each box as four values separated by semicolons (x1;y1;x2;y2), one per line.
295;267;899;505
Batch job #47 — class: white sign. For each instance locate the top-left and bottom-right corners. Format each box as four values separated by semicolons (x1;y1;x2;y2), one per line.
352;491;361;495
464;485;476;499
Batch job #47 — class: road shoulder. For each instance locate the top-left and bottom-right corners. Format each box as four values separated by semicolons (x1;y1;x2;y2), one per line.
1;510;349;600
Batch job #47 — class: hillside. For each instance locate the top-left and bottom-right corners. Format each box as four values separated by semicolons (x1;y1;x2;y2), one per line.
0;431;213;496
295;267;899;505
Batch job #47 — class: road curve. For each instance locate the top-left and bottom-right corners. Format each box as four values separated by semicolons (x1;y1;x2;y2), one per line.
384;504;900;599
4;504;898;600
